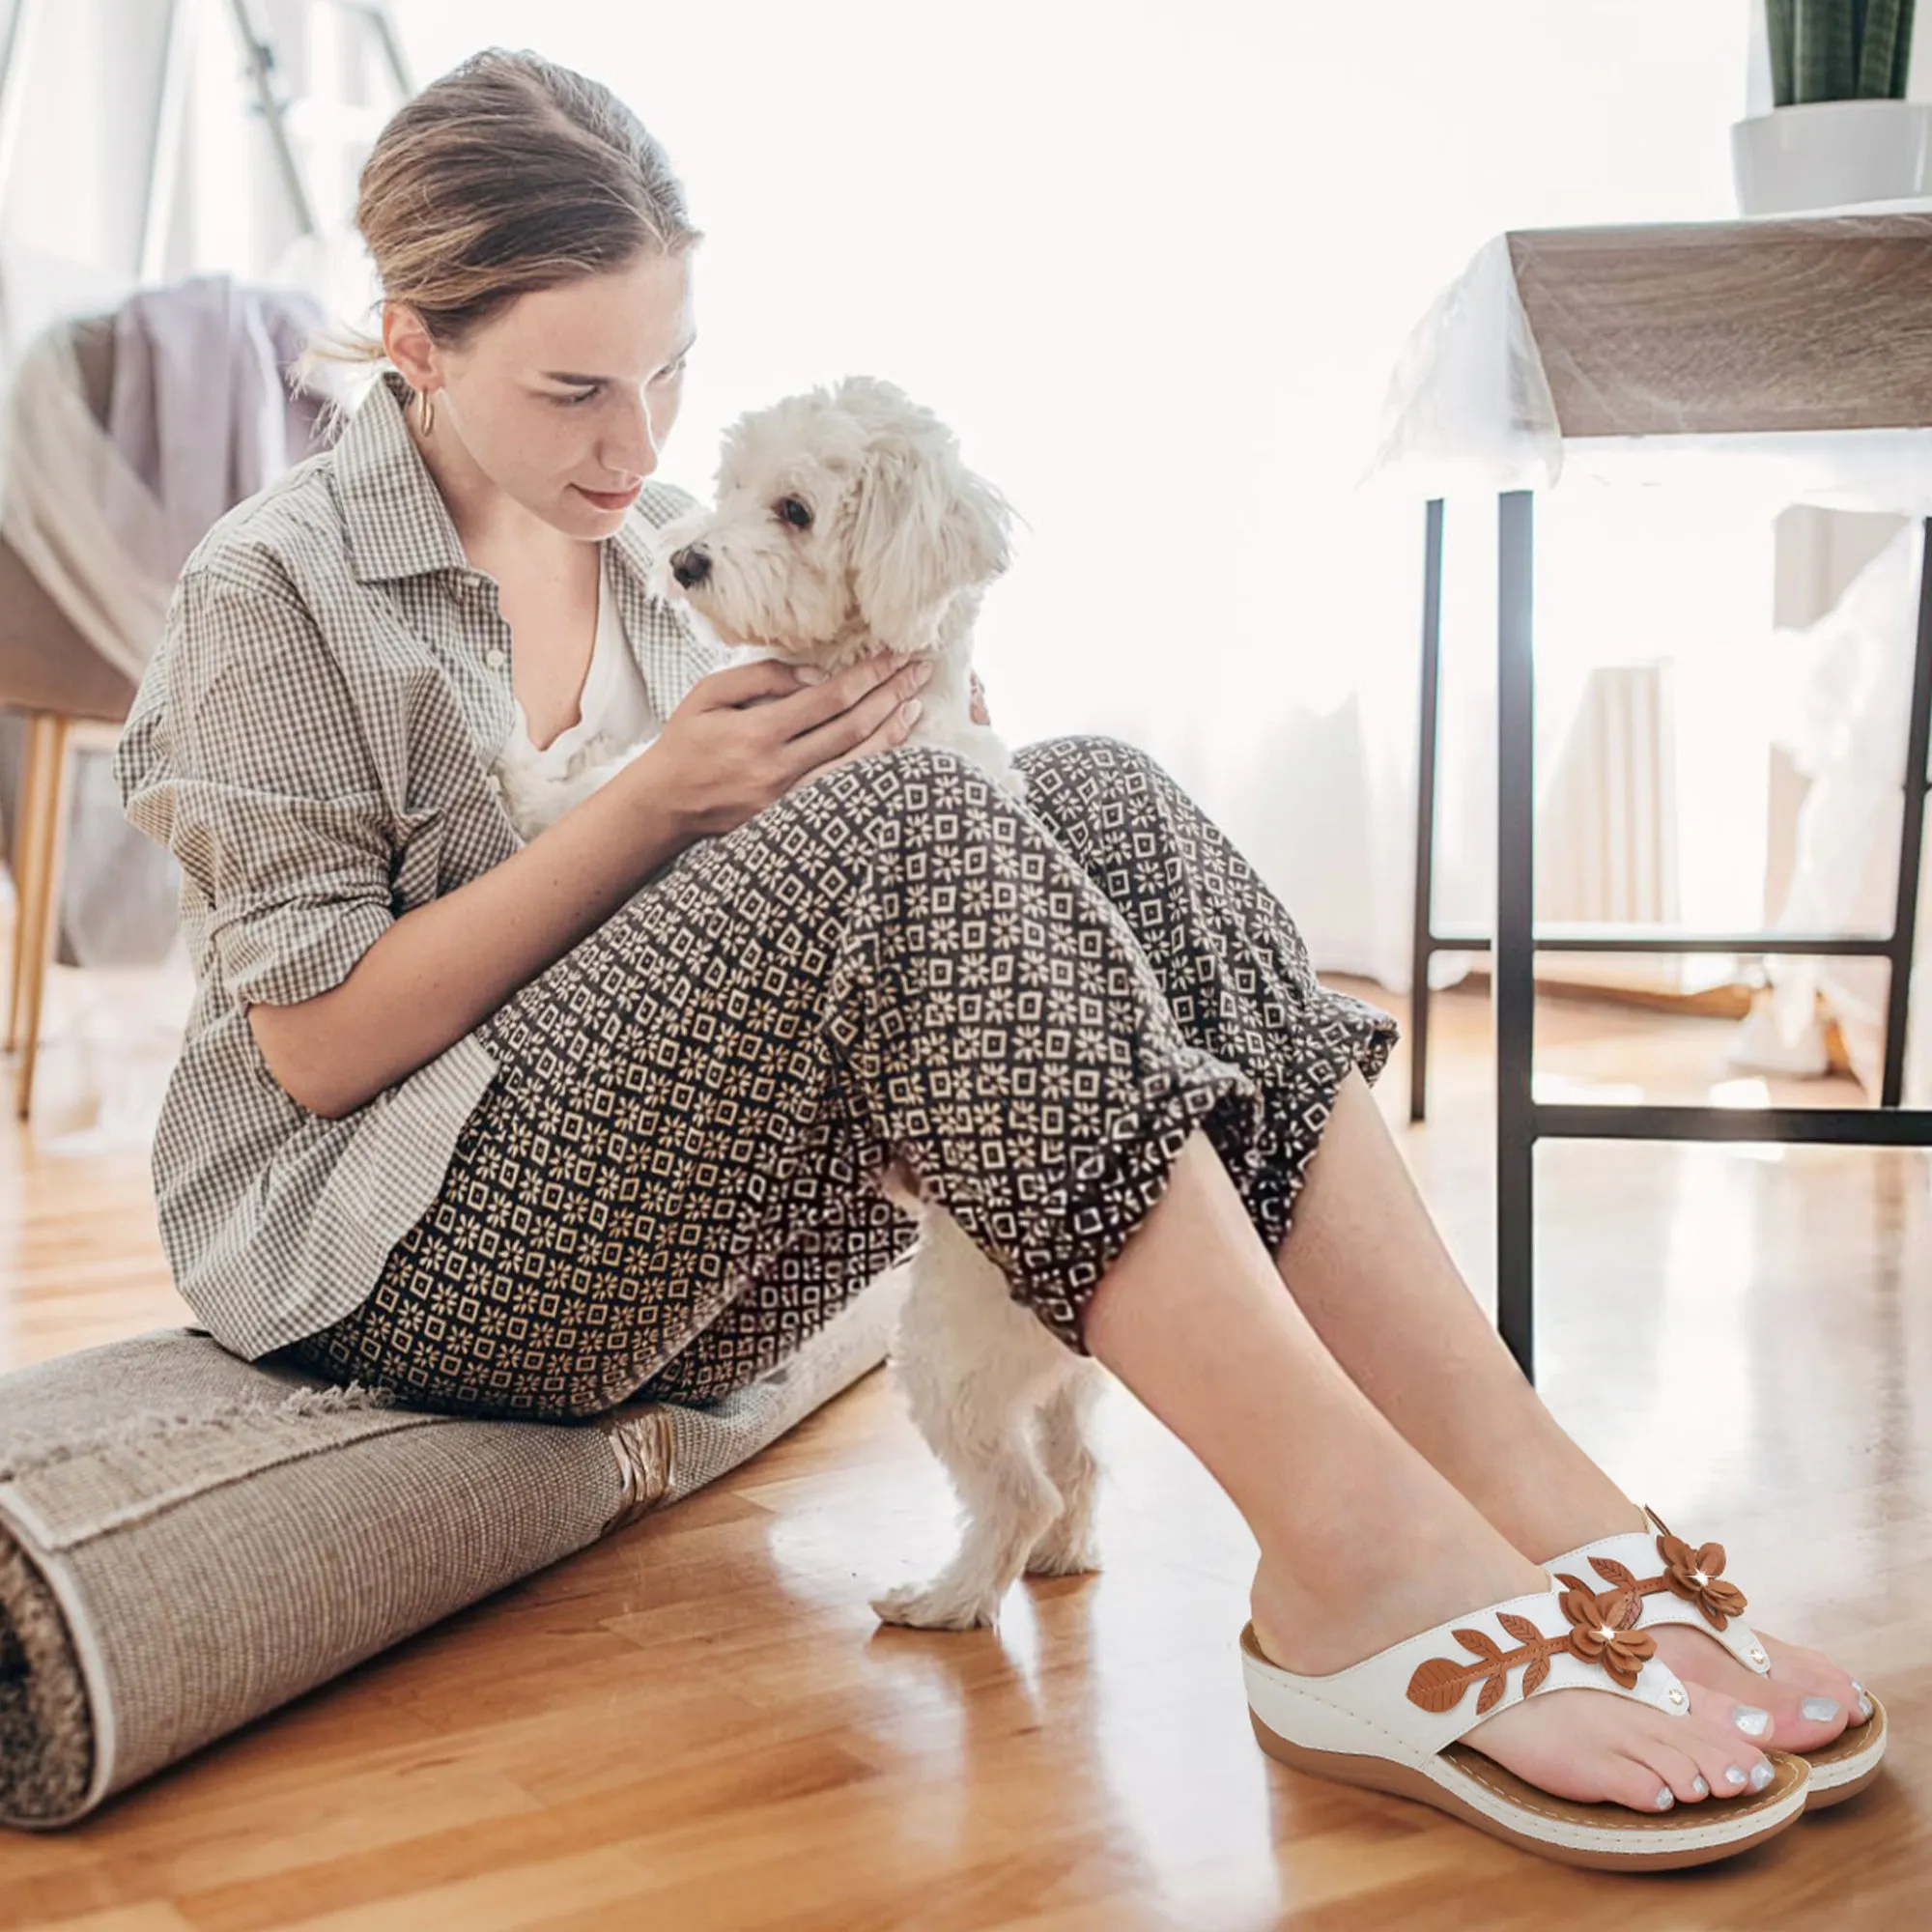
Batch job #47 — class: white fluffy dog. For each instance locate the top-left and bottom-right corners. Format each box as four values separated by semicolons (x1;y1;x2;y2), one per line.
645;375;1112;1631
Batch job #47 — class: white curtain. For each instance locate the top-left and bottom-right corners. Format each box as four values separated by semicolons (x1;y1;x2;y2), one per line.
352;5;1774;983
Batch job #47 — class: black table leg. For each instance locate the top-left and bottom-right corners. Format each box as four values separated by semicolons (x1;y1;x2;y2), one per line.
1409;497;1446;1123
1495;492;1537;1379
1880;517;1932;1109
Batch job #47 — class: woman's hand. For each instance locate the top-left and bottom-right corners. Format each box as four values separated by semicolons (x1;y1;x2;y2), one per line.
621;653;934;838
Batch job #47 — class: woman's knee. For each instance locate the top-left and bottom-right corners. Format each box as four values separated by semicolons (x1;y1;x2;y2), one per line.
1013;732;1167;787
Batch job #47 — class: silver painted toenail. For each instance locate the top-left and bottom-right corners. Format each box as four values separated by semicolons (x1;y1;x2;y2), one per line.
1749;1761;1774;1791
1858;1691;1873;1720
1733;1705;1772;1737
1724;1765;1747;1787
1691;1776;1709;1797
1656;1787;1675;1810
1802;1696;1841;1723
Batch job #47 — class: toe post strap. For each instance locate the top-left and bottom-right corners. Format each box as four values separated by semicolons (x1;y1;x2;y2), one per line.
1542;1505;1772;1678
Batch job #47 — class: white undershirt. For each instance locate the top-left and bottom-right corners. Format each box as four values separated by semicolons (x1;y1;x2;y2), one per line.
489;547;657;838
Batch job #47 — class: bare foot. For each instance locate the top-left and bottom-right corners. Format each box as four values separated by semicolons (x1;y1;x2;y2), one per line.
1250;1564;1776;1812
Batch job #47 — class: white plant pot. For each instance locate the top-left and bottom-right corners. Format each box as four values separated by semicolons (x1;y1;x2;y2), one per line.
1731;98;1932;214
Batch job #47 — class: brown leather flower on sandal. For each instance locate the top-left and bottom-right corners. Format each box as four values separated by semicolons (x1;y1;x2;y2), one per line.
1657;1534;1748;1630
1557;1582;1658;1690
1568;1520;1750;1634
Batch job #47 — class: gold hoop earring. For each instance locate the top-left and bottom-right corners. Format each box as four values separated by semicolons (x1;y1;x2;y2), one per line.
417;390;437;437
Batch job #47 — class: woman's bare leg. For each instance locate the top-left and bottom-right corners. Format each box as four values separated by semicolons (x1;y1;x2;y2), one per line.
1265;1067;1864;1749
1080;1127;1778;1811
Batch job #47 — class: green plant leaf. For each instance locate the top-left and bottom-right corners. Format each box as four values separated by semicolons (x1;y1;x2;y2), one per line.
1770;0;1799;105
1861;0;1907;96
1797;0;1859;100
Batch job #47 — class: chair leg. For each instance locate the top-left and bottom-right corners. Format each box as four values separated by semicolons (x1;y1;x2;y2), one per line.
6;712;53;1057
16;714;72;1122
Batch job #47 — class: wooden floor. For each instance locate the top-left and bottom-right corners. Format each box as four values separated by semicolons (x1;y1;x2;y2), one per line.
1;977;1926;1929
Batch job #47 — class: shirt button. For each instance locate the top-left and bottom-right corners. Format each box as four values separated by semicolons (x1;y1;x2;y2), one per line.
485;647;507;668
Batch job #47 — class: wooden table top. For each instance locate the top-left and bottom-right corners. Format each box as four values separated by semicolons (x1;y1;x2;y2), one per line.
1505;209;1932;439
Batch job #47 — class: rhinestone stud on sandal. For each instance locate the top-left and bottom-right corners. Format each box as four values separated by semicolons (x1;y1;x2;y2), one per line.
1542;1507;1887;1809
1239;1578;1808;1870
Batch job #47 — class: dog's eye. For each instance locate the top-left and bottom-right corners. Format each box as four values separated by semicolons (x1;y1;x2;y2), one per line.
776;497;814;531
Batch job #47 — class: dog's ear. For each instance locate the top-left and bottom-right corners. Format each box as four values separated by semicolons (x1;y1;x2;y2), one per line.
847;433;1013;653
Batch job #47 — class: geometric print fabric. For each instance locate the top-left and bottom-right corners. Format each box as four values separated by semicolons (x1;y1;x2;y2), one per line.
280;734;1398;1420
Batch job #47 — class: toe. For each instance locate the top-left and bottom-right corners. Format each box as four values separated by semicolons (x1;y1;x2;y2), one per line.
1631;1737;1712;1804
1697;1677;1844;1756
1763;1632;1863;1727
1601;1753;1681;1815
1733;1676;1846;1754
1678;1719;1773;1802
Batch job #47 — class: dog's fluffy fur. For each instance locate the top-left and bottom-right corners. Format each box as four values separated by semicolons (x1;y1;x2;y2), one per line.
497;377;1083;1629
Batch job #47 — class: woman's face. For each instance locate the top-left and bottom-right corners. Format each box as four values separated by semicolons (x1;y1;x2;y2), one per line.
388;248;697;540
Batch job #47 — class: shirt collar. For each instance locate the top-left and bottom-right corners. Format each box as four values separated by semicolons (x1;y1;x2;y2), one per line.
333;371;472;583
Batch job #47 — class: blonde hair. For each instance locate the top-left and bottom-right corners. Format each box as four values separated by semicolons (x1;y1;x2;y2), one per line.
306;48;701;395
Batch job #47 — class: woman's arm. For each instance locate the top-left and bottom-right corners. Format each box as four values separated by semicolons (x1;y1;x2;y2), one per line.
247;758;689;1119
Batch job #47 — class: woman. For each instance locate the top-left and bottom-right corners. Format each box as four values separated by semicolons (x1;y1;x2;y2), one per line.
113;47;1874;1867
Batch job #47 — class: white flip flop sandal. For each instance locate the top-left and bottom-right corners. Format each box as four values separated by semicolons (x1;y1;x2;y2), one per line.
1239;1578;1808;1871
1544;1506;1888;1809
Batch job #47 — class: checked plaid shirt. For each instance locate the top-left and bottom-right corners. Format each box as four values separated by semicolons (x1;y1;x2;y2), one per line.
113;371;722;1359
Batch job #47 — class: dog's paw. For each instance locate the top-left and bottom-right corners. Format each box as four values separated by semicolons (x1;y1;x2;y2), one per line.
870;1577;1006;1631
1023;1523;1102;1577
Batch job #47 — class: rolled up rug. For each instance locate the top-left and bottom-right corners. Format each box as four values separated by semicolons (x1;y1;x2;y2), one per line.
0;1265;907;1831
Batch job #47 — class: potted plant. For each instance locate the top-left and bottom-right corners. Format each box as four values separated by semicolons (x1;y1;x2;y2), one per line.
1733;0;1932;213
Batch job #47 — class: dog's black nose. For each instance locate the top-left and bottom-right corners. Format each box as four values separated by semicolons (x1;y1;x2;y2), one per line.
670;546;711;588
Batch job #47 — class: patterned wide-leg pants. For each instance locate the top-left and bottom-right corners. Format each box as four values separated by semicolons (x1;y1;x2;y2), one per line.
281;736;1398;1422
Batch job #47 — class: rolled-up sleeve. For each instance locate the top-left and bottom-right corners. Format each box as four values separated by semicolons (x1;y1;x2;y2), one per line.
114;559;394;1010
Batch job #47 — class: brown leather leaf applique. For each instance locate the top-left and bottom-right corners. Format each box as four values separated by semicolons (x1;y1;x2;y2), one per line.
1583;1522;1749;1632
1405;1591;1659;1715
1586;1555;1640;1594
